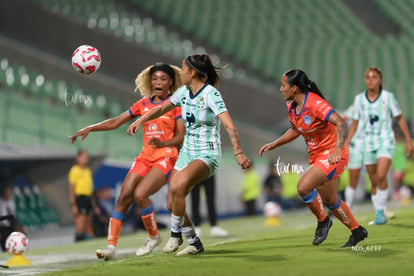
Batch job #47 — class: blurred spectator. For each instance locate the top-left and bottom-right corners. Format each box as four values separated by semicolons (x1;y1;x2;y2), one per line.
190;176;228;237
241;162;260;216
92;187;114;238
392;126;407;200
263;163;282;203
68;149;100;242
0;185;24;251
279;169;303;209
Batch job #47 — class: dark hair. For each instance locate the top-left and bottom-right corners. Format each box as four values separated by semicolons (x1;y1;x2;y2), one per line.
284;69;325;100
365;67;383;92
150;63;176;86
185;54;224;86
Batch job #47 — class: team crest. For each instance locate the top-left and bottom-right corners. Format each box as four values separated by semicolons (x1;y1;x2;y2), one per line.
198;97;206;109
304;115;312;125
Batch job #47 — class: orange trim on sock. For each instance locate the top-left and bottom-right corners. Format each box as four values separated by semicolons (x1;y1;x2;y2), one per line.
142;211;158;237
306;192;327;222
108;218;123;247
331;201;360;230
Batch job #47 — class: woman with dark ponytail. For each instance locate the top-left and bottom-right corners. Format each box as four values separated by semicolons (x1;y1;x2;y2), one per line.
127;54;251;256
260;69;368;248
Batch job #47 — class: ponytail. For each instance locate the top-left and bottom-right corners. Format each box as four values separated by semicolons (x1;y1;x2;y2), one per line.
285;69;325;99
185;54;226;87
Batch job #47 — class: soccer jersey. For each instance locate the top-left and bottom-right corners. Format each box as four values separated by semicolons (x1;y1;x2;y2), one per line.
352;90;401;152
129;95;182;161
169;83;227;156
288;92;338;163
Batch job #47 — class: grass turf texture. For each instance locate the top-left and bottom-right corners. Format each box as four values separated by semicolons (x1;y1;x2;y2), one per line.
3;204;414;276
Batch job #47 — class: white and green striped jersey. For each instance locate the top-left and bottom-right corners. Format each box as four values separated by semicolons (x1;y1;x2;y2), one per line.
170;83;227;156
352;89;401;152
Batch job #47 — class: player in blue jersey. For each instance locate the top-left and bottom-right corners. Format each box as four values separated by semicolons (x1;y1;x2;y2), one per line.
127;54;251;255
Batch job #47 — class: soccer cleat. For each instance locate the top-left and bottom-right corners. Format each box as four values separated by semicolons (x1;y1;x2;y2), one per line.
341;226;368;247
368;210;388;225
96;247;115;261
136;234;162;256
384;210;396;219
176;238;204;256
162;236;183;253
312;217;333;245
210;226;229;237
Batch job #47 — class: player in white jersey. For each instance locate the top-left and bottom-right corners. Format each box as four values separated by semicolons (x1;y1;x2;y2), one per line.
343;105;364;208
127;54;251;255
346;67;413;225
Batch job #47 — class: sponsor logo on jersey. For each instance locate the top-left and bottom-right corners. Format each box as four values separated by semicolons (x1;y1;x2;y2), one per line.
148;123;157;131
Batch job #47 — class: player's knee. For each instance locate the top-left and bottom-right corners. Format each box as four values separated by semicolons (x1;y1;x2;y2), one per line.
297;184;311;198
116;192;133;208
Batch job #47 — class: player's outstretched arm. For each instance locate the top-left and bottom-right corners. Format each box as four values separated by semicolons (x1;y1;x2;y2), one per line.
127;100;176;136
218;111;251;170
259;126;300;157
70;112;132;144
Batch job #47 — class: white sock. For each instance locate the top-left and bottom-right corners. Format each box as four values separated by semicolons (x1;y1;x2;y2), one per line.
108;245;115;251
171;214;184;234
182;226;197;244
371;193;379;210
345;186;356;208
376;189;389;211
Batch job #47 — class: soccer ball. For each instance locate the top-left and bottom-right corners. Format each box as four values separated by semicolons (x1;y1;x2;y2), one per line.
5;232;29;255
263;201;282;217
71;45;101;74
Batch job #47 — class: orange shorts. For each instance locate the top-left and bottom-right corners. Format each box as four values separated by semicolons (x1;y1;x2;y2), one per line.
311;149;349;180
129;156;176;181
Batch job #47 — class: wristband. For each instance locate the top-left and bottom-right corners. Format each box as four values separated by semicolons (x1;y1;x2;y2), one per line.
234;152;243;156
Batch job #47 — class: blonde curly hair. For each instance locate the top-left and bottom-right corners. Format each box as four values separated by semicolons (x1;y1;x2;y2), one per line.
134;63;182;98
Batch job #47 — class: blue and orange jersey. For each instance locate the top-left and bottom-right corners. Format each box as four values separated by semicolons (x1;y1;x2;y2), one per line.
129;95;182;161
288;92;343;163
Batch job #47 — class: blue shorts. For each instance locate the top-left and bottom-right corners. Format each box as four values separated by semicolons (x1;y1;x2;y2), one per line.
174;152;221;177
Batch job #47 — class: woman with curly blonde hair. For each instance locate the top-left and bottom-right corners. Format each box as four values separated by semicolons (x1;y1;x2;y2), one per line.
70;63;185;259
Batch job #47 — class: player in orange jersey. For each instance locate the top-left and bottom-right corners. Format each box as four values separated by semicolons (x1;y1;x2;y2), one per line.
260;69;367;247
70;63;185;259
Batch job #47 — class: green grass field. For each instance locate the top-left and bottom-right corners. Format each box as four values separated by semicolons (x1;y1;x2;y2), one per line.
2;203;414;276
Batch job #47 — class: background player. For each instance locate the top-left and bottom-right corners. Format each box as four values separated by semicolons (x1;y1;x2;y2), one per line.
260;69;367;247
346;67;413;225
70;63;185;259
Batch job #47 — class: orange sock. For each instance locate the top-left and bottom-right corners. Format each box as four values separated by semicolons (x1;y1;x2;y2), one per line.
141;211;159;237
329;200;360;230
303;190;327;222
108;211;125;247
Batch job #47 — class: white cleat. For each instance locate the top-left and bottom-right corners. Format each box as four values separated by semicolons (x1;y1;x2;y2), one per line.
176;242;204;256
96;247;115;261
210;226;229;237
162;236;183;253
136;234;162;256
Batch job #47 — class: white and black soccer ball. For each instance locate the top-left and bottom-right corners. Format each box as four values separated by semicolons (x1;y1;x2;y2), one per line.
5;231;29;255
71;45;101;75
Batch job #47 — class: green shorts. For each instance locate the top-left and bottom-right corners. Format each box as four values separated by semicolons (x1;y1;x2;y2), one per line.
348;144;364;169
174;151;221;177
364;147;394;165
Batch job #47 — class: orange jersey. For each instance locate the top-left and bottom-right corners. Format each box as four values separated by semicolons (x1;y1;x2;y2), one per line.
288;92;344;163
129;96;182;161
